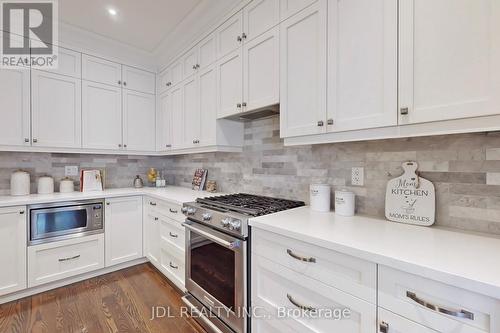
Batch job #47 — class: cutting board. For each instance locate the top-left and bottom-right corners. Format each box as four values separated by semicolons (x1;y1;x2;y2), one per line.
385;162;435;226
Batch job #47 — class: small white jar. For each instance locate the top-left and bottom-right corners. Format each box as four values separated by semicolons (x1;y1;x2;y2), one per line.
37;176;54;194
335;190;355;217
310;184;331;212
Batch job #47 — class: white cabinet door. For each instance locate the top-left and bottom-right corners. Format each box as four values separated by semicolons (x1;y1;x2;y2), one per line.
378;308;437;333
122;90;156;152
170;85;184;149
217;49;243;118
144;212;160;267
327;0;397;132
216;11;244;58
280;0;318;21
31;70;82;148
198;33;216;69
399;0;500;124
279;0;327;138
40;46;81;78
158;67;171;94
82;54;122;87
158;91;173;152
182;76;200;148
0;67;30;146
243;27;279;112
105;197;143;267
82;80;122;150
170;59;184;87
182;47;199;79
0;206;26;296
122;65;155;94
199;65;217;146
244;0;280;41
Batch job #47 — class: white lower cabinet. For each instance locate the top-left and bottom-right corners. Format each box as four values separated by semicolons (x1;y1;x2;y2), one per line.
28;234;104;287
144;212;161;267
378;308;438;333
0;206;27;296
104;197;143;267
160;239;185;291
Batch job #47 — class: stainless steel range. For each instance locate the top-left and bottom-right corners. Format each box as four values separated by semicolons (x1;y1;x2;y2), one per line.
181;193;304;333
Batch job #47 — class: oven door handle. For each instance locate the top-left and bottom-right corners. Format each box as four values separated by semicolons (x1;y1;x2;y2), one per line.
182;223;238;250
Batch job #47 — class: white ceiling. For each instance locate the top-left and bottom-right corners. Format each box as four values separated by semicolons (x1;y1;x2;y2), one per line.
59;0;203;52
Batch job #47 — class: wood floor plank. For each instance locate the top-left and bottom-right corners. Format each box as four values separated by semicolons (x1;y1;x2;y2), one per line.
0;264;206;333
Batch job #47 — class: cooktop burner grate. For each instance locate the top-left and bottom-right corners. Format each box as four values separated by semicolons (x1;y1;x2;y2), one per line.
196;193;305;216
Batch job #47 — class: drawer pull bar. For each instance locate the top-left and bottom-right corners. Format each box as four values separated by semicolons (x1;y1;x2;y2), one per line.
169;262;178;269
287;249;316;263
169;232;178;238
287;294;316;313
406;291;474;320
58;255;80;262
169;208;178;214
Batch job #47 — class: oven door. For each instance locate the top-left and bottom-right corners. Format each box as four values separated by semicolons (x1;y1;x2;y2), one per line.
29;202;103;245
183;220;246;333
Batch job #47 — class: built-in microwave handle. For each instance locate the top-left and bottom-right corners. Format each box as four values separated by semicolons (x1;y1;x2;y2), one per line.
406;291;475;320
182;223;238;250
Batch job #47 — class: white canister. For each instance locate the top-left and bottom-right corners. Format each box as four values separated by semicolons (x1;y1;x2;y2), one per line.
335;190;355;217
59;177;75;193
310;184;331;212
37;176;54;194
10;170;30;196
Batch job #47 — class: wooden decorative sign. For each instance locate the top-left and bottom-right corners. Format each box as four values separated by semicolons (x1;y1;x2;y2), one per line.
385;162;435;226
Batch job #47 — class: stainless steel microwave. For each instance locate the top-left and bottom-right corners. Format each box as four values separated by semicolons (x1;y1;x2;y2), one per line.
28;200;104;246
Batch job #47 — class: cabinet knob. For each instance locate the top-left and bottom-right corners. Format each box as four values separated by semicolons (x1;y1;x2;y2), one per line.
379;322;389;333
24;138;29;143
400;107;409;115
192;65;197;70
118;80;122;85
242;32;247;40
106;202;110;206
317;120;324;127
20;210;25;215
33;138;38;143
237;103;242;108
327;119;334;125
118;144;122;147
242;102;247;107
196;64;200;69
124;144;127;148
123;81;127;86
166;144;172;148
237;35;242;42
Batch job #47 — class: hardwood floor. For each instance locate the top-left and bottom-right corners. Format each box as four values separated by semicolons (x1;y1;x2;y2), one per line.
0;263;205;333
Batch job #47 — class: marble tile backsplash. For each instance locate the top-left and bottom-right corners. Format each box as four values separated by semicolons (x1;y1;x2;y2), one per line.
0;116;500;235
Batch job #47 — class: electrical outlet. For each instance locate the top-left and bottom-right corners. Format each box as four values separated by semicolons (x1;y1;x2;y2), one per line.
65;165;79;177
351;167;364;186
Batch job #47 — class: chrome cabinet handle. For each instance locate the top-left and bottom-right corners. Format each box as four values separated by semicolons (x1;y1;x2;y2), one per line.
154;217;159;221
192;65;197;70
118;144;122;148
59;255;80;262
317;120;324;127
242;102;247;107
327;119;334;125
169;262;178;269
150;202;157;206
20;210;25;215
287;249;316;263
118;80;121;85
400;107;409;115
123;81;127;86
166;144;172;148
169;208;178;214
24;138;30;143
123;144;127;148
242;32;247;40
379;322;389;333
406;291;474;320
33;138;38;143
169;232;178;238
287;294;316;313
237;35;242;42
237;103;242;108
196;64;200;69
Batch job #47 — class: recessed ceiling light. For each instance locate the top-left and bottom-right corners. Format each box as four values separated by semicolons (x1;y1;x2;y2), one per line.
107;8;117;16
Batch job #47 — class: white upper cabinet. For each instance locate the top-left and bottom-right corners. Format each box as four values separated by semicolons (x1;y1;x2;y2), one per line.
199;65;217;146
82;54;122;87
42;46;81;78
158;67;172;94
0;67;30;147
122;65;155;94
217;49;243;118
170;85;184;149
182;76;200;148
244;0;280;41
122;90;156;151
158;91;173;151
182;47;199;79
198;33;216;69
105;197;143;267
216;11;244;59
170;60;184;88
31;70;82;148
82;81;123;150
280;0;327;138
327;0;397;132
243;27;280;113
0;206;27;297
399;0;500;125
280;0;318;21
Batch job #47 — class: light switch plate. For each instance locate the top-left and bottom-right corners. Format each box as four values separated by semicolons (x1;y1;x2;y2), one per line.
352;167;364;186
65;165;79;177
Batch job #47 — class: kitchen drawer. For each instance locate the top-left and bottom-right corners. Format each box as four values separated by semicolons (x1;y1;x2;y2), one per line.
146;198;184;222
28;234;104;287
251;254;376;333
252;228;376;303
378;308;439;333
378;266;500;333
160;216;185;253
160;239;185;290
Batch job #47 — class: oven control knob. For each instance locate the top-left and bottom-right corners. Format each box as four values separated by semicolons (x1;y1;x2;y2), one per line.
187;207;196;215
221;218;231;228
229;219;242;231
202;213;212;221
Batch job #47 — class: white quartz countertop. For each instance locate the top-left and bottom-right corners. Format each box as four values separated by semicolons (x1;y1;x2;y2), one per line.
0;186;220;207
249;206;500;299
